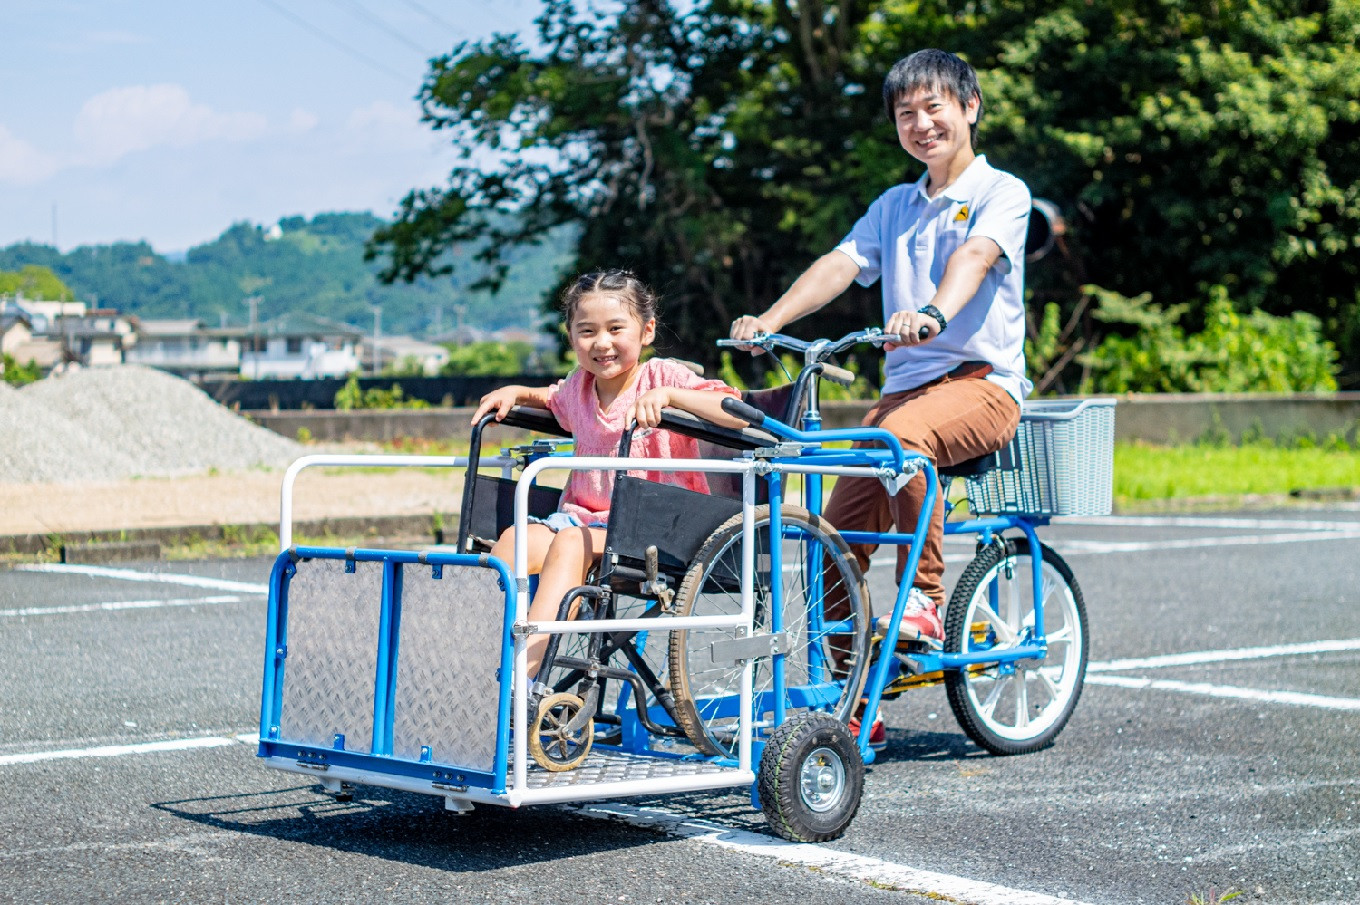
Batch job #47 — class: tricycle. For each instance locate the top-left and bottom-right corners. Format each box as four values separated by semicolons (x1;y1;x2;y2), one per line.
257;329;1114;841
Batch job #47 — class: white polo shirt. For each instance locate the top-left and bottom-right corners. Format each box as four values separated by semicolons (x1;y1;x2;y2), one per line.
835;155;1033;403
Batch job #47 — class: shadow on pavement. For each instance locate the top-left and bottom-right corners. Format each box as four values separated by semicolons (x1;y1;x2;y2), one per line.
152;782;660;870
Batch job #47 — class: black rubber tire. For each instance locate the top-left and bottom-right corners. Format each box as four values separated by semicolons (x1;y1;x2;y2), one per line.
528;691;594;771
943;537;1088;756
758;712;865;842
667;505;871;757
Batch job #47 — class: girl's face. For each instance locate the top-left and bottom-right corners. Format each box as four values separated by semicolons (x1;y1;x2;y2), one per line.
568;291;655;384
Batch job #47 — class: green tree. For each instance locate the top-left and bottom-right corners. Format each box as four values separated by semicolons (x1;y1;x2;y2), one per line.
1082;284;1338;393
2;353;42;387
0;264;74;300
370;0;1359;387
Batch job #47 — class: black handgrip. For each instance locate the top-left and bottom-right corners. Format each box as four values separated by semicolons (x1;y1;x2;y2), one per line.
721;396;766;427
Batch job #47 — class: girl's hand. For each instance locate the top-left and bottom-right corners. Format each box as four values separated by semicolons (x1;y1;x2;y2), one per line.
471;386;520;425
628;387;673;428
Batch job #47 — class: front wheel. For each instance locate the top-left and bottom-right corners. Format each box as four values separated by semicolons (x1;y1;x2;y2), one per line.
528;692;594;771
667;505;871;758
943;537;1088;756
758;712;865;842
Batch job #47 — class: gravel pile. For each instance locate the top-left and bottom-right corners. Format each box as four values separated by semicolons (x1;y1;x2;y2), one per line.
1;366;302;484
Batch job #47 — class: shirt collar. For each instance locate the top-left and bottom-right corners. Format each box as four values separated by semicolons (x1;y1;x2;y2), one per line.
912;154;993;203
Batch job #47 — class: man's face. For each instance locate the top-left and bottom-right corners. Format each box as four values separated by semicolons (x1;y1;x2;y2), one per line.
893;85;979;167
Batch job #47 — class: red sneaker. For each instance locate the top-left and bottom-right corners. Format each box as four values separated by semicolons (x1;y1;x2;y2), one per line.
848;716;887;751
876;588;943;647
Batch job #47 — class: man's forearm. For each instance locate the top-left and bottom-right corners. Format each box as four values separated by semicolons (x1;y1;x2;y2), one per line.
758;251;861;331
929;240;998;321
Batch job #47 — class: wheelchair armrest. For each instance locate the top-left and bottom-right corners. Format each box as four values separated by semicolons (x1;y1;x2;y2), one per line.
497;405;572;439
656;408;781;452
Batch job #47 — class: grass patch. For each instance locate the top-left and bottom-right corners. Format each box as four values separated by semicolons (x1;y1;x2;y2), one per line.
1115;441;1360;505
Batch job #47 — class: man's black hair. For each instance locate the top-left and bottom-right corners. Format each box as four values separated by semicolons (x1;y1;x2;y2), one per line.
882;49;982;148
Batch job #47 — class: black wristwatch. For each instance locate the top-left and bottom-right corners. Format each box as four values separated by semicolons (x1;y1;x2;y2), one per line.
917;304;949;333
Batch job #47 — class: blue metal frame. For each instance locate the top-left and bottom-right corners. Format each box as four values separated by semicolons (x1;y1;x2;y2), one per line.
741;400;1058;763
257;546;518;794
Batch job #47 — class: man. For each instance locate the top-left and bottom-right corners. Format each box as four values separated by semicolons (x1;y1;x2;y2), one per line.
730;48;1031;746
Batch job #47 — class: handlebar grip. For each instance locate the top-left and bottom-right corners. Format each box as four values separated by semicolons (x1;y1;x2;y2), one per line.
820;364;855;387
889;327;931;343
721;396;767;427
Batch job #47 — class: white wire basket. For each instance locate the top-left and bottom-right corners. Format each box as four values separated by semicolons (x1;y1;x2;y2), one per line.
965;398;1117;517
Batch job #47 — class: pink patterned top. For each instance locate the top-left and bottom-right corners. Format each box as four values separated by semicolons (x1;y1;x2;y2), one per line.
544;358;740;525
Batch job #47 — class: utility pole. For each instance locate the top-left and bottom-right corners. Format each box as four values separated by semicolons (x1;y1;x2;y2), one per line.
371;304;383;375
245;295;261;379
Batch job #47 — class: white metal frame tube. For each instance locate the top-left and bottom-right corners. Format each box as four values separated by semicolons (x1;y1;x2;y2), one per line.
276;453;516;549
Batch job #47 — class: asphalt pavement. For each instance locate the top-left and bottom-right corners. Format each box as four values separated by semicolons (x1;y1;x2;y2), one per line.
2;506;1358;904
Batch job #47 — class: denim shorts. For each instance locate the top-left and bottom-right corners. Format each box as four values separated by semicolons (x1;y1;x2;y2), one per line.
528;512;606;532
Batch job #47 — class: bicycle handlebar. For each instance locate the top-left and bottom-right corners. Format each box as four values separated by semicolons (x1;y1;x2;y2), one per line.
716;325;927;360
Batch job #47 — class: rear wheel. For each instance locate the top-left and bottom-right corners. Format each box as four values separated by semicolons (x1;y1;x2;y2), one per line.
667;505;870;758
943;537;1087;755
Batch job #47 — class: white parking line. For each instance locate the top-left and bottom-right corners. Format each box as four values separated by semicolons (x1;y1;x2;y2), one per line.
15;563;268;595
1089;638;1360;672
570;802;1096;905
0;595;245;618
1088;638;1360;711
1062;515;1360;532
1086;675;1360;711
0;736;240;766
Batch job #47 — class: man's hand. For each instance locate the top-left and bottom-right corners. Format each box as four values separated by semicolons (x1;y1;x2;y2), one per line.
729;314;777;353
627;387;673;428
883;310;939;350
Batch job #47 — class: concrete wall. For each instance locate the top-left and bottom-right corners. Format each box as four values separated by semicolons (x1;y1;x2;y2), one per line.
249;393;1360;445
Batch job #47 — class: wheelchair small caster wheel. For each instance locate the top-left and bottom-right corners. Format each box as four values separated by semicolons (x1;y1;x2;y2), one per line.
529;691;594;772
758;712;864;842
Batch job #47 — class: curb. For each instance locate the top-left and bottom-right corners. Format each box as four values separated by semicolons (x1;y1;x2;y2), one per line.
0;514;445;559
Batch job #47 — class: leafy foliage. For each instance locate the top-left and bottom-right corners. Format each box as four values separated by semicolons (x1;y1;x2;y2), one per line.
371;0;1360;390
1081;284;1338;393
439;340;568;377
0;264;75;300
333;375;432;410
2;352;42;387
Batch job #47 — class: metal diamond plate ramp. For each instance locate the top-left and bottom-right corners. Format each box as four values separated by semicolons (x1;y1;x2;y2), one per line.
276;558;381;753
392;563;507;772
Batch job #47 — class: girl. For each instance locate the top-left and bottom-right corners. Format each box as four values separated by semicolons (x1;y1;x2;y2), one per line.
471;270;745;678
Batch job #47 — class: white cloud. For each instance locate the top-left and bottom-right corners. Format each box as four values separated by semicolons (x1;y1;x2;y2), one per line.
0;125;58;184
72;83;268;166
288;108;320;134
343;100;433;153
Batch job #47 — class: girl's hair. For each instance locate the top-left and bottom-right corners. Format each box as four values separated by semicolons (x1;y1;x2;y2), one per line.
560;269;659;328
882;49;982;148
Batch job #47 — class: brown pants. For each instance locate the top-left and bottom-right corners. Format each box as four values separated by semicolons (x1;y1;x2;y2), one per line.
823;366;1021;607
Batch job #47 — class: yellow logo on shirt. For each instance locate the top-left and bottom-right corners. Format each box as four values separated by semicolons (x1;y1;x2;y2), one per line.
954;204;970;222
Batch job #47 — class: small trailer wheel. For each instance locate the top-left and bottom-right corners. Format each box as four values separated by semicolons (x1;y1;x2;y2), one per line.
758;712;864;842
529;691;593;772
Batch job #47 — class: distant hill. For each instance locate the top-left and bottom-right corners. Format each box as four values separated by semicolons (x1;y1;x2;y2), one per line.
0;212;576;338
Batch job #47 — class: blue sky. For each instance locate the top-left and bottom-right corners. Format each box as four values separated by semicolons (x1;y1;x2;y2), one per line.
1;0;540;253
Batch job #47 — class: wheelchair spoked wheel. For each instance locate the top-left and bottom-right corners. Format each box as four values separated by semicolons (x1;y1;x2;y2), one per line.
529;692;594;772
943;537;1088;755
667;505;871;758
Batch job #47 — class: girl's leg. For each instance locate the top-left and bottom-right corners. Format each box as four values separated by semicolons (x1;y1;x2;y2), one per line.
488;523;556;575
525;525;607;678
